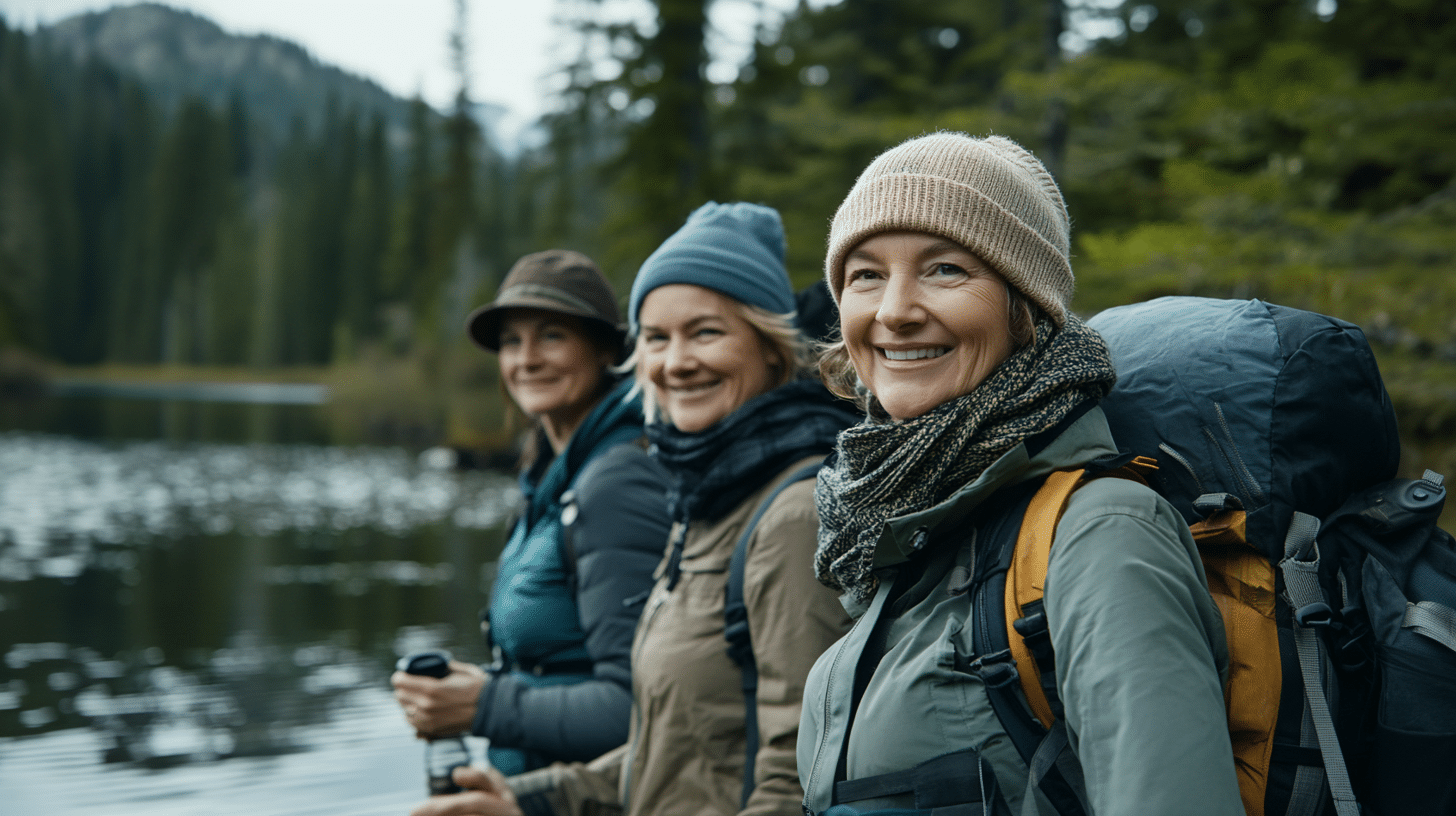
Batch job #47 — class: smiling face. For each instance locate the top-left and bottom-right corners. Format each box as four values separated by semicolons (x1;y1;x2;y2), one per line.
497;309;614;447
635;284;780;433
839;231;1016;421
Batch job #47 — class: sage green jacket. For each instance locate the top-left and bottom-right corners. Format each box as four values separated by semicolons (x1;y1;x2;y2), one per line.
797;406;1243;816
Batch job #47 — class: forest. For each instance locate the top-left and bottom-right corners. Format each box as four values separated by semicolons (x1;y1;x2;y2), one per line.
0;0;1452;469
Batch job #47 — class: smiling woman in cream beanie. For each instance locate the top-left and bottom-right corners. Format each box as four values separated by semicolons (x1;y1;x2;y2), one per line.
797;132;1243;816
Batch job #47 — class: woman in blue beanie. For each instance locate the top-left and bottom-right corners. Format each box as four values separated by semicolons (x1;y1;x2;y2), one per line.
411;203;857;816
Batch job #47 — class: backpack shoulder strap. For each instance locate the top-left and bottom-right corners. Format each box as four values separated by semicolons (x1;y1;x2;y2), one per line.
1006;458;1155;728
724;459;825;808
725;459;826;669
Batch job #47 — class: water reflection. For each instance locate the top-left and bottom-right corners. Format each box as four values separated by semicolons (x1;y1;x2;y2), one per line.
1;682;443;815
1;432;511;567
0;431;513;813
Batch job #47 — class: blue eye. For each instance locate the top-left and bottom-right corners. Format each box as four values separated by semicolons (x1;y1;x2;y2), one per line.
934;263;966;276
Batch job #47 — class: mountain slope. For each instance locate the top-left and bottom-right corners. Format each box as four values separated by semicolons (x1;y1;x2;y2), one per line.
37;3;418;142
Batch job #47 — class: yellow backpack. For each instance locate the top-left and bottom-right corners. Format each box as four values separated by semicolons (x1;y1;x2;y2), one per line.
1003;461;1282;816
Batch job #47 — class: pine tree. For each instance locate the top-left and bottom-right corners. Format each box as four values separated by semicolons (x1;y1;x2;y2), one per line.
336;114;394;358
132;98;239;363
0;20;73;354
380;98;439;353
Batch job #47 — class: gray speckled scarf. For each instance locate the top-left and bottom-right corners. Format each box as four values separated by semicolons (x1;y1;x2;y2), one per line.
813;315;1116;605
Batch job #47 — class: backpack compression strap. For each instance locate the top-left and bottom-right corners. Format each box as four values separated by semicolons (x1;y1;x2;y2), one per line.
724;459;825;808
1006;459;1156;728
1279;512;1360;816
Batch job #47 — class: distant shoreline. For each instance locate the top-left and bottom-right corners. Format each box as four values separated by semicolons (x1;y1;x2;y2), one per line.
50;379;330;406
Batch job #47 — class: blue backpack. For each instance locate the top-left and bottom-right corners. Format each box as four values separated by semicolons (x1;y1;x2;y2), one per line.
1073;297;1456;816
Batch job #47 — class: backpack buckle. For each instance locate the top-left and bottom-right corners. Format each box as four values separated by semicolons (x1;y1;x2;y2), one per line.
1012;610;1049;639
966;649;1019;688
1013;610;1055;668
1295;601;1334;627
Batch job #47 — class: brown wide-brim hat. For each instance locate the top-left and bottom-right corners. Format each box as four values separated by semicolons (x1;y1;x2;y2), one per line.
465;249;625;353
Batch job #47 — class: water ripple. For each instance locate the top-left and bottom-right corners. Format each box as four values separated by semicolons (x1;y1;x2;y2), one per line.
0;432;517;578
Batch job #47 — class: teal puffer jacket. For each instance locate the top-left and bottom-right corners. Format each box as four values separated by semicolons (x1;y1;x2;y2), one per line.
480;379;670;774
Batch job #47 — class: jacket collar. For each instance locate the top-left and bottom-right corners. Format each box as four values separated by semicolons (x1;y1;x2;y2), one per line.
870;405;1119;570
522;378;643;519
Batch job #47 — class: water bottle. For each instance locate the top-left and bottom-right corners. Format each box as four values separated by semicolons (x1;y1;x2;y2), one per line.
398;649;471;795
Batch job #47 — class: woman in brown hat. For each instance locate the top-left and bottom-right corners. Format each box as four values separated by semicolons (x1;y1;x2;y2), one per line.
392;250;671;802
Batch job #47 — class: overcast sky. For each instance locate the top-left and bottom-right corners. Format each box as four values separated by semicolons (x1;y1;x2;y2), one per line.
0;0;827;145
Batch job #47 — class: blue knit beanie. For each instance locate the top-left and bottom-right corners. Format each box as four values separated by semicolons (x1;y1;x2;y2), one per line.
628;202;796;335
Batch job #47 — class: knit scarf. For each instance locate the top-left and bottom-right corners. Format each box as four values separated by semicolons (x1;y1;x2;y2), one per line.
814;315;1116;606
647;379;858;587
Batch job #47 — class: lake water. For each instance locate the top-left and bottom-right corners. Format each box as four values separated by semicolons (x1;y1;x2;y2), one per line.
0;392;517;815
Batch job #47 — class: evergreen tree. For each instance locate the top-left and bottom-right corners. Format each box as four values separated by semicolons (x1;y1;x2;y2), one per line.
380;98;439;351
269;102;359;364
522;45;624;266
129;98;241;363
627;0;712;230
336;114;394;358
427;0;486;345
713;0;1059;282
547;0;714;278
0;19;74;353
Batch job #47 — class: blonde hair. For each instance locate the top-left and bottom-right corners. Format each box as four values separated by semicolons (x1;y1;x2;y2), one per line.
818;283;1039;412
622;301;810;425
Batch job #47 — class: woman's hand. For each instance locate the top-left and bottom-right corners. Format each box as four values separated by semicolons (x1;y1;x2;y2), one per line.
392;660;487;738
408;765;523;816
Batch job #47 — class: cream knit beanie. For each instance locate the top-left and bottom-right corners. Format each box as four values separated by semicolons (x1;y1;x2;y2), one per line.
824;132;1074;326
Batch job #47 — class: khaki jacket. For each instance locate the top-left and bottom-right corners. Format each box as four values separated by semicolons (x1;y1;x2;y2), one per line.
519;456;852;816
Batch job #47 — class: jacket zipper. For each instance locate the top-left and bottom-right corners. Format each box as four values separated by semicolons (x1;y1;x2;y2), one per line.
802;602;871;814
